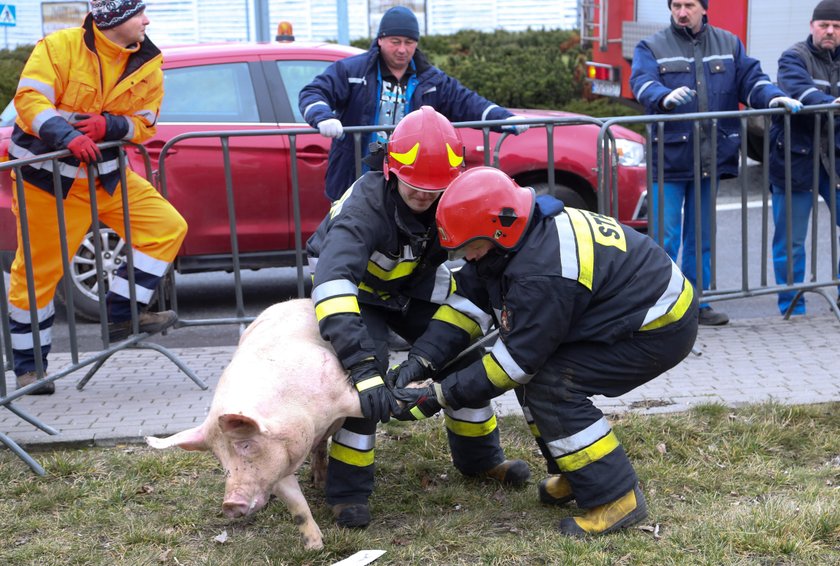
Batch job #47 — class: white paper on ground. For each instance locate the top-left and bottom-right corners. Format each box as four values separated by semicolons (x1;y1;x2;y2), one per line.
331;550;387;566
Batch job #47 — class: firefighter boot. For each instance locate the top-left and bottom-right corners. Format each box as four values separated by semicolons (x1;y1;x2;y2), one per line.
482;459;531;487
557;483;647;537
331;503;371;529
538;475;575;506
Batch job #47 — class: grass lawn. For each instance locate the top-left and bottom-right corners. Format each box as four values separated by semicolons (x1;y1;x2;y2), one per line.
1;402;838;565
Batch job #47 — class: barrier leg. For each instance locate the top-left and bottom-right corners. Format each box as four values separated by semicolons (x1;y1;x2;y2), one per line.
75;342;208;391
0;431;47;476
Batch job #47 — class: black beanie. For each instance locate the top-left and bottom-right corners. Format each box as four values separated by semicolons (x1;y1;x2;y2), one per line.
377;6;420;41
668;0;708;8
813;0;840;21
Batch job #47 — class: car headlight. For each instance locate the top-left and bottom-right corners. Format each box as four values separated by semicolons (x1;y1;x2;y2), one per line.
614;138;645;167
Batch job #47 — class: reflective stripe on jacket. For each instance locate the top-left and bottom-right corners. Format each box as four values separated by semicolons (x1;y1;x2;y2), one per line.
10;13;163;197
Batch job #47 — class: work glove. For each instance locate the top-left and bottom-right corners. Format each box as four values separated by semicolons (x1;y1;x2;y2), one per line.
391;354;436;388
392;383;447;421
502;115;529;135
317;118;344;138
349;357;399;424
74;114;107;142
769;97;803;113
66;134;102;163
662;86;697;110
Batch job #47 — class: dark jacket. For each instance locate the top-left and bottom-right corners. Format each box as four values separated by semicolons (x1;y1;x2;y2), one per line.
307;171;453;369
299;46;512;200
769;36;840;192
630;19;784;181
411;200;695;408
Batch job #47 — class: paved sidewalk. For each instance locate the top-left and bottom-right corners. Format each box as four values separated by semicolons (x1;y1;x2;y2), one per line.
2;314;840;452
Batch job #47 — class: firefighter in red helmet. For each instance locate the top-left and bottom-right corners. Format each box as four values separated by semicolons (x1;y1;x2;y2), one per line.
392;166;699;536
307;108;529;529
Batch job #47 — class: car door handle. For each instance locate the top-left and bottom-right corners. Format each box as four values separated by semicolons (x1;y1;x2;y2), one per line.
296;144;329;164
138;141;178;158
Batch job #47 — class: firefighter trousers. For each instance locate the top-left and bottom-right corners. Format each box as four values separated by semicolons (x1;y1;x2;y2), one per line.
7;172;187;376
325;299;506;505
517;295;698;509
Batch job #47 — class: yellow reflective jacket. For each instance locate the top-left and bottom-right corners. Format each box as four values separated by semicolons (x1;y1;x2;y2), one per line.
10;13;163;197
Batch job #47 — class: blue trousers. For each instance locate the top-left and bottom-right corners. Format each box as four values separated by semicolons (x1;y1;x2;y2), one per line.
651;178;713;308
771;170;840;315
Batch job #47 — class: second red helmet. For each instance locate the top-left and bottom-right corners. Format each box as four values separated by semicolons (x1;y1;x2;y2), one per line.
436;166;535;251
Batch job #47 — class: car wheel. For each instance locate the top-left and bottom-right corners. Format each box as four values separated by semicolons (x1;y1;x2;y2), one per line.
530;182;590;210
55;227;128;322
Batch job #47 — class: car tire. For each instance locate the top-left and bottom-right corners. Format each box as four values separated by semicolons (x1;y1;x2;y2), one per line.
55;227;128;322
530;182;590;210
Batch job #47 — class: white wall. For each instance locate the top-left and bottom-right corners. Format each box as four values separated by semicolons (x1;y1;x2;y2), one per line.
4;0;579;49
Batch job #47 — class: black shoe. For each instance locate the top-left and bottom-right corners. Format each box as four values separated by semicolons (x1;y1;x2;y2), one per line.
481;459;531;487
16;371;55;395
331;503;371;528
108;310;178;341
557;483;648;537
698;306;729;326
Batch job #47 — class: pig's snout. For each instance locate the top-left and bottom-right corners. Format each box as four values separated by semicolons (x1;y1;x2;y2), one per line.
222;492;264;518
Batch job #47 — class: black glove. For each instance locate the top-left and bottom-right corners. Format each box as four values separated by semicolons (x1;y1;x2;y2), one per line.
393;354;436;388
349;358;399;424
392;383;447;421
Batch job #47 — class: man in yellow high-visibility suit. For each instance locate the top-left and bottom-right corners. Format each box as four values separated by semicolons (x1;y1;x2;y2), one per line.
7;0;187;394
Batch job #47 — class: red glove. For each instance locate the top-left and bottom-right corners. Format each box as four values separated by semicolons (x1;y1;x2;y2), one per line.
67;134;102;163
74;114;107;142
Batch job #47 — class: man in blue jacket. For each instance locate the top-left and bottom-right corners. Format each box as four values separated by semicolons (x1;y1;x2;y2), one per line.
769;0;840;315
299;5;527;202
630;0;802;326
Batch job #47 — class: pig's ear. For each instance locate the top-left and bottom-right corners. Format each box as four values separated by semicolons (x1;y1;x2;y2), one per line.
218;414;263;438
145;427;208;451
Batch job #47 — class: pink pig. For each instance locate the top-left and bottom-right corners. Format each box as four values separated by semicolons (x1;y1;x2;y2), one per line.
146;298;362;550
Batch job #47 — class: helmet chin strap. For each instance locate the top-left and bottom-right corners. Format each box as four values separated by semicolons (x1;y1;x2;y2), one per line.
475;247;510;279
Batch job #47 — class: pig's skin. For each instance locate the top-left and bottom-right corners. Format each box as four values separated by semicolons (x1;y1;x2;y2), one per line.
146;299;362;550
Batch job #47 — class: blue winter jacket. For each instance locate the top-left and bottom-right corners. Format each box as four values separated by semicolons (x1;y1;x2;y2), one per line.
769;36;840;192
299;46;513;200
630;19;784;181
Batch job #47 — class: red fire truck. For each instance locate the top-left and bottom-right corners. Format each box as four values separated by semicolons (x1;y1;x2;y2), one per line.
580;0;821;107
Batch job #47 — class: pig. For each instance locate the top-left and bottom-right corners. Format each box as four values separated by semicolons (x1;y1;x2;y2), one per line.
145;298;363;550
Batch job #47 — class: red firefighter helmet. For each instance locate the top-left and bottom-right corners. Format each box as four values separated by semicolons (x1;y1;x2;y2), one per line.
383;106;465;192
436;167;535;250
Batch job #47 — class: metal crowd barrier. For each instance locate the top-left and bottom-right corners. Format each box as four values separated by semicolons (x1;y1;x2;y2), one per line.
598;104;840;321
0;142;207;474
11;108;838;473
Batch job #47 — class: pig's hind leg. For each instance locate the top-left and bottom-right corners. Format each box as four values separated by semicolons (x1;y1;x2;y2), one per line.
273;474;324;551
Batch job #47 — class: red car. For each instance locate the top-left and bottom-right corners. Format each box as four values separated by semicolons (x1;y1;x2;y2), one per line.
0;40;647;320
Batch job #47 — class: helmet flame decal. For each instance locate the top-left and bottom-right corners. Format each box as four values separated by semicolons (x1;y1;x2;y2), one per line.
447;144;464;168
389;142;420;166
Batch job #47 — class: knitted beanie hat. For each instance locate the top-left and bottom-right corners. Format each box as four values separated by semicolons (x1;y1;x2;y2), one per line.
90;0;146;30
377;6;420;41
813;0;840;21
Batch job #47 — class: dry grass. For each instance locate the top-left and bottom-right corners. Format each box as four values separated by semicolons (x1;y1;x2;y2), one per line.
1;401;839;565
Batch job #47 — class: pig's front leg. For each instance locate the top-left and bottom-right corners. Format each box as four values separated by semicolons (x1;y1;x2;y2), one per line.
273;474;323;551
